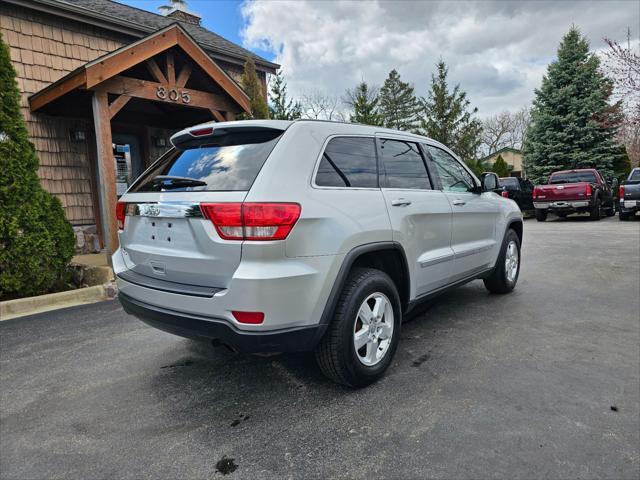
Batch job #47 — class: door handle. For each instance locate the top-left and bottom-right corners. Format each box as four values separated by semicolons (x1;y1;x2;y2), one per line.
391;199;412;207
452;199;466;206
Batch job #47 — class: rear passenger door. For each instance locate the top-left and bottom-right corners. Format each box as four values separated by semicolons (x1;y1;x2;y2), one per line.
377;136;454;297
425;145;500;281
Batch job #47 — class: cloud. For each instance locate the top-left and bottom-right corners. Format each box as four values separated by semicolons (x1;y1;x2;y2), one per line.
240;0;638;117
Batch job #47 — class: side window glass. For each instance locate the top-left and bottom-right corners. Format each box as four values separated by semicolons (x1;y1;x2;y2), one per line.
379;139;431;189
315;137;378;188
427;146;475;192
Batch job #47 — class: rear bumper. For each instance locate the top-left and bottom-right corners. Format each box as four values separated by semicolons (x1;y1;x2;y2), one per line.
119;292;327;353
534;200;591;212
620;199;639;213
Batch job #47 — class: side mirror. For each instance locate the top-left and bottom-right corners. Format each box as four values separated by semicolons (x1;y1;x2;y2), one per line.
481;172;499;192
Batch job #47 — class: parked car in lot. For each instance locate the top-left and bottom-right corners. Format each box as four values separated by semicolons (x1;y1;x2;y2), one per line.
533;168;615;221
619;167;640;221
499;177;534;215
113;120;523;387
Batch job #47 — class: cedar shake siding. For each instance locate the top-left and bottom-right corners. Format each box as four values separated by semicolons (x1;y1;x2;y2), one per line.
1;4;130;225
1;0;274;237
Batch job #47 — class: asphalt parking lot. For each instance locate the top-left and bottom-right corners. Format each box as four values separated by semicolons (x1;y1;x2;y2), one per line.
1;215;639;479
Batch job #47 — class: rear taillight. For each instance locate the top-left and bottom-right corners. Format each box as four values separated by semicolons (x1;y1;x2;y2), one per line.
585;184;592;196
200;202;301;241
533;187;540;199
116;201;126;230
619;185;625;198
501;191;509;198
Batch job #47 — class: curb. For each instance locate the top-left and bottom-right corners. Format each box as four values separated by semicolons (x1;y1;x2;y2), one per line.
0;283;118;321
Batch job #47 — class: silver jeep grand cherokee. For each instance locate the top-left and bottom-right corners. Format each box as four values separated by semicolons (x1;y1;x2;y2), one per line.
114;120;523;387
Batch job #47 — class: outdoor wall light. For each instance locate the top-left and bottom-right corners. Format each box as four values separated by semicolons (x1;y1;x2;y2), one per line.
69;129;86;142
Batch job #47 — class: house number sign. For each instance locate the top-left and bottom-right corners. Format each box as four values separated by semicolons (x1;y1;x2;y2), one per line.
156;86;190;104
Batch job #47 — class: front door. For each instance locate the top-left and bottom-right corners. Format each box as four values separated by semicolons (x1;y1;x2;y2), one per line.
426;145;500;281
378;136;454;298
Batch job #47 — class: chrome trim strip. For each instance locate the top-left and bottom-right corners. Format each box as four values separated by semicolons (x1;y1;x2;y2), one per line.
420;253;454;268
126;202;203;218
454;244;494;259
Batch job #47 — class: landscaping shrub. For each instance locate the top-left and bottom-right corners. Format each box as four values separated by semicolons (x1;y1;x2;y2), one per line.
0;33;75;299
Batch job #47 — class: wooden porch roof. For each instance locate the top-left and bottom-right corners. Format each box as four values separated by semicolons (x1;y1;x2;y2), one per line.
28;23;251;114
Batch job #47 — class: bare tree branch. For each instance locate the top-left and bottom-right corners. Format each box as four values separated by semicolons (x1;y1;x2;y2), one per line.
480;108;530;155
299;90;345;121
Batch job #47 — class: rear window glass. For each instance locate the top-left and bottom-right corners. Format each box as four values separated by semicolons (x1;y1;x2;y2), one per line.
500;177;519;189
549;171;597;184
629;170;640;181
130;132;282;192
315;137;378;188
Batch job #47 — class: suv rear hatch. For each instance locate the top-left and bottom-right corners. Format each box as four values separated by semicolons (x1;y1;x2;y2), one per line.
117;124;286;290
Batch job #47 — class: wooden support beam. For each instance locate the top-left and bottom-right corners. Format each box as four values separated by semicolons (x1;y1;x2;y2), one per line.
86;28;178;88
224;111;236;121
145;59;168;84
108;95;132;119
30;71;86;111
91;91;119;254
210;109;225;122
95;75;240;113
166;52;176;85
176;64;192;88
175;28;251;113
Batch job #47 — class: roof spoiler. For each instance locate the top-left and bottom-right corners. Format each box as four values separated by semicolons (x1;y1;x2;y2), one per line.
170;121;289;149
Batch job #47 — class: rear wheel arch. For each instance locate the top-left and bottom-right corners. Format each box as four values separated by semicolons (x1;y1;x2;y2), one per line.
320;242;410;326
506;218;523;246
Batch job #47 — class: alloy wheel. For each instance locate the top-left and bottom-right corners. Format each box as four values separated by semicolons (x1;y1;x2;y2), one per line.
353;293;394;367
505;240;519;283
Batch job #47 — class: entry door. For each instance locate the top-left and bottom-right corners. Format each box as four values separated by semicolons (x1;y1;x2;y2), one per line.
378;137;454;297
426;145;501;281
112;133;144;180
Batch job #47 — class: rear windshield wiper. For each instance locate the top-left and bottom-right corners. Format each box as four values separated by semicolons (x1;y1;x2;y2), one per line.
151;175;207;189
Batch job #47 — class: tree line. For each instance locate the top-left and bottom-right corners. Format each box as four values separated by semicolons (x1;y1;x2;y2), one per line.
241;26;637;182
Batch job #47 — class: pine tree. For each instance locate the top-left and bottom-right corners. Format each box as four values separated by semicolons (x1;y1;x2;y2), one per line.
490;154;512;177
268;70;301;120
0;33;74;298
378;69;421;131
524;27;624;183
420;60;483;167
344;81;382;126
241;56;269;119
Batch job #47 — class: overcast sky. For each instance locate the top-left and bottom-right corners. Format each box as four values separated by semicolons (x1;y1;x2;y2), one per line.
240;0;639;117
122;0;638;118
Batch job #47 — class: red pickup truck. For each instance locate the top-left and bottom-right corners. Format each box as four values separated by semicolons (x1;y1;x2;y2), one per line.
533;168;615;221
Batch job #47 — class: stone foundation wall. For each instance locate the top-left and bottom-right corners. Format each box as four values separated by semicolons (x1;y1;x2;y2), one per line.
73;225;101;254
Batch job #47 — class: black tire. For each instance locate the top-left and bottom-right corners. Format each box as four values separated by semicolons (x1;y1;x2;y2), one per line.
619;211;630;221
557;212;567;219
590;198;601;221
315;268;401;388
606;205;615;217
535;209;547;222
484;229;521;294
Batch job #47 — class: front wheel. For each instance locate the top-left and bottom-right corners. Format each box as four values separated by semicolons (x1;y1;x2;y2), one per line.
315;268;401;388
484;229;521;294
535;209;547;222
